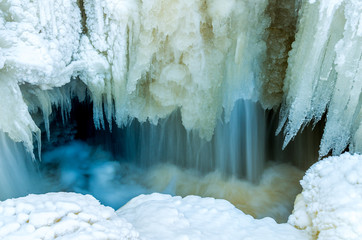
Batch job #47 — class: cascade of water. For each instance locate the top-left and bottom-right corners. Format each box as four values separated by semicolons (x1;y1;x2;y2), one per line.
0;131;43;200
98;99;266;183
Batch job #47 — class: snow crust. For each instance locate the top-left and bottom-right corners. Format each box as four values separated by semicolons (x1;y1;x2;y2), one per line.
0;192;309;240
118;193;308;240
0;192;139;240
289;153;362;239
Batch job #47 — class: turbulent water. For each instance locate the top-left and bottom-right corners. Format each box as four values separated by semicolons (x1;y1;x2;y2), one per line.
39;140;303;223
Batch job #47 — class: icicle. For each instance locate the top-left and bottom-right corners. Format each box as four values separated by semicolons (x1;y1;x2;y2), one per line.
80;0;269;140
278;0;362;156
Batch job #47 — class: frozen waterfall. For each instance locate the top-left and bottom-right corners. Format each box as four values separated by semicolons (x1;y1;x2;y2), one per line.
0;0;361;221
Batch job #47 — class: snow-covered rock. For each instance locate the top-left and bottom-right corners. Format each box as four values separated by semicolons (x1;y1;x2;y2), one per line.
289;153;362;239
0;192;309;240
0;192;139;240
118;193;309;240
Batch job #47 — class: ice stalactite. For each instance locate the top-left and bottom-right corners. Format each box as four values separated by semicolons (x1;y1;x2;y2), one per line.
277;0;362;156
0;0;83;155
0;0;361;168
78;0;270;140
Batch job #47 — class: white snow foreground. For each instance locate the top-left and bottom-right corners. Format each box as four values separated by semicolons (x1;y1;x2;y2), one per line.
289;153;362;239
3;153;362;240
0;192;139;240
0;192;309;240
118;193;308;240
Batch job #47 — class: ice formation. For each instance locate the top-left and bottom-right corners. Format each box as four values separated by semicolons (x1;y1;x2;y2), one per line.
278;0;362;156
1;0;270;154
117;193;309;240
0;192;310;239
78;0;269;140
0;192;139;239
0;0;83;156
289;153;362;239
0;0;361;158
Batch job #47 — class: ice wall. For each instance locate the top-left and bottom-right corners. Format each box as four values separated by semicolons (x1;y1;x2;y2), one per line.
78;0;269;140
278;0;362;156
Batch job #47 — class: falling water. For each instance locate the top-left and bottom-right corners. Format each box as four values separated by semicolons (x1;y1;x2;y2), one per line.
92;99;266;183
0;131;43;200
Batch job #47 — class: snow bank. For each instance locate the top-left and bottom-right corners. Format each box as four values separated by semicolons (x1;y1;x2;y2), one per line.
0;192;309;240
278;0;362;156
118;193;309;240
145;163;303;223
289;153;362;239
0;192;139;240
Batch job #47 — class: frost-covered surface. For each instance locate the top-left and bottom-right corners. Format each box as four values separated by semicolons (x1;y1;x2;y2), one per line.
78;0;269;139
289;153;362;239
118;193;309;240
0;192;139;240
0;192;310;240
0;0;83;155
0;0;361;157
278;0;362;156
0;0;361;160
0;0;270;151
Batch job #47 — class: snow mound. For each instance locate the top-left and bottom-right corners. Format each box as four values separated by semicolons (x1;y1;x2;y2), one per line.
118;193;309;240
289;153;362;239
0;192;139;240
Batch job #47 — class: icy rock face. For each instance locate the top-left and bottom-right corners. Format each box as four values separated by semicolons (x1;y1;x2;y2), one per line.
289;153;362;239
79;0;269;139
260;0;300;109
0;192;139;240
0;0;83;156
278;0;362;156
117;193;309;240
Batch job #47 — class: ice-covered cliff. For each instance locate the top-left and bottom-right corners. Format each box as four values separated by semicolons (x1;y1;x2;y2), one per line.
0;0;361;157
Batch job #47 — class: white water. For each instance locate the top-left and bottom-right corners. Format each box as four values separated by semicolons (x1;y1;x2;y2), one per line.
0;131;43;200
40;140;302;223
116;99;266;182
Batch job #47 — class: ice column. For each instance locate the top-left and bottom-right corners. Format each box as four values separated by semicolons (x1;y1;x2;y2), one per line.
278;0;362;156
